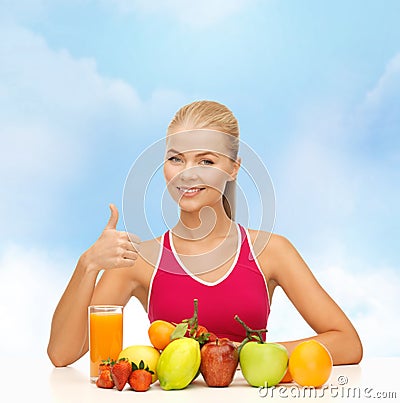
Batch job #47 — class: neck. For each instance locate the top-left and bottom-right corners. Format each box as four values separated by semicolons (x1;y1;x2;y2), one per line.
174;203;233;241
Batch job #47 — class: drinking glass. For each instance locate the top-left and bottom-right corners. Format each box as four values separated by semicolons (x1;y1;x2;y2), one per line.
88;305;123;382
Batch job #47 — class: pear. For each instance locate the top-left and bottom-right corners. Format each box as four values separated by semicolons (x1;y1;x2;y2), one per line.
156;337;201;390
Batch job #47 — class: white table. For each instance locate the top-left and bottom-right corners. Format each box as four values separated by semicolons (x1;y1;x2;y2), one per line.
2;356;399;402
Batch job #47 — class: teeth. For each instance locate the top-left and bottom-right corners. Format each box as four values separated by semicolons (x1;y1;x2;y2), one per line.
178;187;202;193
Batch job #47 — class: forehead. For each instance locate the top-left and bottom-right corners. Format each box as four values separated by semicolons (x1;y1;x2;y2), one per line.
165;129;235;158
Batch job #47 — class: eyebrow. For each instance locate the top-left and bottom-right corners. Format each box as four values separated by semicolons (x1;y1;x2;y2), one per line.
166;149;220;158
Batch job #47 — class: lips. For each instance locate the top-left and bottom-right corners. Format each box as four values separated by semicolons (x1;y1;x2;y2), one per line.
177;186;205;196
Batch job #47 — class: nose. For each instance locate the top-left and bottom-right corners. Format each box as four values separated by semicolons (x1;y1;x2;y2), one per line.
179;166;200;182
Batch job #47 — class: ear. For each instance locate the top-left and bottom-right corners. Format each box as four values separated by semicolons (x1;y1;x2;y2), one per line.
229;156;241;181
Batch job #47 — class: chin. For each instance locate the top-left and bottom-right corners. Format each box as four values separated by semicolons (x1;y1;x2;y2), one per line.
178;203;203;214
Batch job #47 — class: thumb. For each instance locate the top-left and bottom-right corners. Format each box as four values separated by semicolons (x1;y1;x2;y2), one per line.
105;203;119;230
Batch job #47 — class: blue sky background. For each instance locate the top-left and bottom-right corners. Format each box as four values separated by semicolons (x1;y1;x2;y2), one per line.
0;0;399;360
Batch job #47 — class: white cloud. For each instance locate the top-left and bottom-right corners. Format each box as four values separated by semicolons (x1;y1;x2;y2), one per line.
0;19;185;361
106;0;259;28
364;53;400;109
275;52;400;263
0;22;185;241
0;23;137;222
318;266;400;357
275;104;358;248
0;243;151;361
267;264;400;357
0;244;71;358
357;53;400;168
268;54;400;357
0;23;141;125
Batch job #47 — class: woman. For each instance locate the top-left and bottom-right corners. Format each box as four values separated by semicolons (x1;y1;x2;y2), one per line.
47;100;363;367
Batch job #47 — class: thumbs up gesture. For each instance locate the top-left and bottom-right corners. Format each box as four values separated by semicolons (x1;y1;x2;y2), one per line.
83;204;141;272
104;203;120;230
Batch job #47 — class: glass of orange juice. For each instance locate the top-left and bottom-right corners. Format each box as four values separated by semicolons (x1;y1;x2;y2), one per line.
88;305;123;382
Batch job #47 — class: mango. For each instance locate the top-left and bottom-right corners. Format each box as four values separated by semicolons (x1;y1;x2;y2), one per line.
156;337;201;390
118;345;160;383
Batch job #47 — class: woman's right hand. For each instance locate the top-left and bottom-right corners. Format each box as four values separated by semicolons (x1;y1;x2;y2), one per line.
81;203;141;273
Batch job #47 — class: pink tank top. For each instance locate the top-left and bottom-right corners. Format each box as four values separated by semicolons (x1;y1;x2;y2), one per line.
147;224;270;342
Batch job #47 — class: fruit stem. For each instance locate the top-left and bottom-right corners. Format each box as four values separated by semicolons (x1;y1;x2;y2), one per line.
234;315;267;344
185;298;199;337
170;298;200;340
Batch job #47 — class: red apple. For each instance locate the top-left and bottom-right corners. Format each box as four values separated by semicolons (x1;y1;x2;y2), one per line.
200;338;239;387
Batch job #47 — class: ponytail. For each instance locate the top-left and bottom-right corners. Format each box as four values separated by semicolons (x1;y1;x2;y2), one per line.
222;180;236;220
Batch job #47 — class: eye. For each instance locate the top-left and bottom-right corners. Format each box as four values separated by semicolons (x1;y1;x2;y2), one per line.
200;159;214;165
168;156;182;163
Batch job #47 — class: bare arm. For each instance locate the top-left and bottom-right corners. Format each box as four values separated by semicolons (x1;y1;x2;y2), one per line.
47;204;140;367
262;234;363;365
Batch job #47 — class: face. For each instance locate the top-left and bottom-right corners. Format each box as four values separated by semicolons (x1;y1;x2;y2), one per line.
163;130;240;214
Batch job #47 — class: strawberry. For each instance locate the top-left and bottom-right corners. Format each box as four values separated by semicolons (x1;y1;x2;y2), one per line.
98;358;114;374
128;360;154;392
96;368;115;389
111;358;132;391
195;325;209;337
207;332;218;343
129;370;152;392
195;325;218;345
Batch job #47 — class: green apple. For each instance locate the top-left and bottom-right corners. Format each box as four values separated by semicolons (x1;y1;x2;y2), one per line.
239;341;288;387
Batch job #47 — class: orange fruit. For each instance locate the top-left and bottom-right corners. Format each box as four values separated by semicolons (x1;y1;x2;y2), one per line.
289;340;333;387
280;367;293;383
148;320;176;350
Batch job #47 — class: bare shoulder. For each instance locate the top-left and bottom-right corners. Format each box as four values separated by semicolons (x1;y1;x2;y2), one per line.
137;236;163;269
247;228;298;279
247;228;293;257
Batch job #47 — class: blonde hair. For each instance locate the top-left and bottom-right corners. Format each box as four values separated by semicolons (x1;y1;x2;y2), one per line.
167;100;239;220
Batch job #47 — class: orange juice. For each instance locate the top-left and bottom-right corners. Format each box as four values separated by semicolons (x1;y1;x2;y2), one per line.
89;306;123;381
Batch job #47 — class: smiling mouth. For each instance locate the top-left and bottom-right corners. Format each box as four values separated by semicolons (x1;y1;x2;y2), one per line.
177;186;206;195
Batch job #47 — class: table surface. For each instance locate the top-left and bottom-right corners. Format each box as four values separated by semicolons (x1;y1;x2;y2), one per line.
2;356;399;402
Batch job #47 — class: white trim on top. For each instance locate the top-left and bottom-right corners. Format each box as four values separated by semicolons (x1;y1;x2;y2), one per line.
244;228;271;307
168;223;241;287
146;233;165;313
